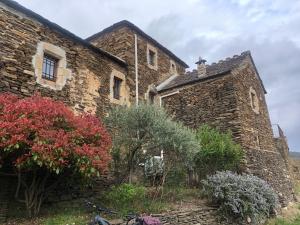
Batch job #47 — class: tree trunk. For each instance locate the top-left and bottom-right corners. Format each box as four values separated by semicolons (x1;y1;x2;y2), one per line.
15;171;50;218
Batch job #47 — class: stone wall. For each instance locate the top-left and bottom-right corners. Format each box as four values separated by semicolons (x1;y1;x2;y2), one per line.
159;73;242;143
0;4;127;117
231;57;294;204
112;207;227;225
231;58;274;152
158;57;294;204
89;26;186;103
151;207;227;225
273;125;290;166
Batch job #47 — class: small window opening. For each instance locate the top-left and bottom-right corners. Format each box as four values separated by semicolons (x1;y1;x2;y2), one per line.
113;77;122;100
171;64;175;71
149;92;155;104
256;135;260;149
42;54;58;81
251;92;258;110
148;50;156;66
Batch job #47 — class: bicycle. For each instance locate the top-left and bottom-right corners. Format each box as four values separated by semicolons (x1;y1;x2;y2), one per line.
125;213;161;225
85;200;117;225
125;213;144;225
85;200;161;225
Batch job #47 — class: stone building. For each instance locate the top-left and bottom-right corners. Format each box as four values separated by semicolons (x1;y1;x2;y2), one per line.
0;0;294;204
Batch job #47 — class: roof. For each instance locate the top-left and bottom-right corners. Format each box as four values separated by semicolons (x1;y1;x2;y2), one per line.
86;20;189;68
0;0;127;67
158;51;267;93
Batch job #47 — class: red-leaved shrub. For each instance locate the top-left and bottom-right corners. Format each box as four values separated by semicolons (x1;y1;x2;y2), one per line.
0;93;111;217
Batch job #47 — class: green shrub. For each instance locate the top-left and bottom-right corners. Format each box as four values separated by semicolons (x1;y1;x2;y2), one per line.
165;166;187;187
105;104;198;183
195;125;243;178
202;171;279;224
104;183;148;215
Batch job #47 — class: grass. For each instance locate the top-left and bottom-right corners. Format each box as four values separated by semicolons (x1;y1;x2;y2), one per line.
6;186;201;225
6;200;92;225
268;214;300;225
267;182;300;225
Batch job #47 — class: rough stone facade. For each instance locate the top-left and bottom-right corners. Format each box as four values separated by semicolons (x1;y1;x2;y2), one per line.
87;22;187;103
0;0;294;208
0;2;128;118
158;54;294;204
151;208;227;225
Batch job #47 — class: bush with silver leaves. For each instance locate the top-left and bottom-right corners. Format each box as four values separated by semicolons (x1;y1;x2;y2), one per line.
202;171;279;224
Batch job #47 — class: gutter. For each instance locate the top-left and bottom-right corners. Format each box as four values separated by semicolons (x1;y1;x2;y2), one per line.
159;91;179;107
158;70;231;94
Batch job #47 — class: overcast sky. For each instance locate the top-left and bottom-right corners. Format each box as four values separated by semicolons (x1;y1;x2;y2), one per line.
16;0;300;152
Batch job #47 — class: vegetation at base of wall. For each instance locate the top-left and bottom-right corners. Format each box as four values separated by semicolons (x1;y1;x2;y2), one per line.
164;165;188;187
6;186;201;225
194;125;243;178
268;216;300;225
0;93;112;217
104;104;199;184
202;171;279;225
101;183;200;216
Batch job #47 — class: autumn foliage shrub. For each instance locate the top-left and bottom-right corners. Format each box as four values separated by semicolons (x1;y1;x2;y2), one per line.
0;93;111;217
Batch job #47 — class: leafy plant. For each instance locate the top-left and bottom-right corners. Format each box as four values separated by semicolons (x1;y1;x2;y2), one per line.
195;125;243;178
202;171;279;224
105;104;199;184
165;165;187;187
104;183;146;215
0;93;112;217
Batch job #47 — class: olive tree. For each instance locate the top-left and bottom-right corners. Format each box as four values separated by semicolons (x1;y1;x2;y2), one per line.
105;104;199;184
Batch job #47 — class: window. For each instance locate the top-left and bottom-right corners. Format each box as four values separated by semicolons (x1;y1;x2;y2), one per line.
171;63;175;71
33;42;71;91
250;92;256;108
148;50;156;66
147;44;158;70
249;87;259;114
149;92;155;104
42;54;58;81
113;77;122;100
170;60;177;74
256;135;260;149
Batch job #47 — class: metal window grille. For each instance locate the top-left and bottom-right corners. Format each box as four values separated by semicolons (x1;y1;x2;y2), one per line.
42;54;58;81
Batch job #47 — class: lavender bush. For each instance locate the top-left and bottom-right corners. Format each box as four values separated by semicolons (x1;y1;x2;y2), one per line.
202;171;279;224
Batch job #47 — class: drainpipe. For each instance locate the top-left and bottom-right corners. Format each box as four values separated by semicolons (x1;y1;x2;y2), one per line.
134;34;139;106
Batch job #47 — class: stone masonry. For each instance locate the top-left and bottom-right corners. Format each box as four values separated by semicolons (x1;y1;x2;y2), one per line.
0;0;294;208
0;0;127;118
87;21;188;103
158;53;294;204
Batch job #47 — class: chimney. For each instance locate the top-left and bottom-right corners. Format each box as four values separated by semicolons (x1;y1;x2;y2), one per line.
195;57;207;77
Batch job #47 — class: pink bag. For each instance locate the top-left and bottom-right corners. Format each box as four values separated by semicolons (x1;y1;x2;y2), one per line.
142;216;162;225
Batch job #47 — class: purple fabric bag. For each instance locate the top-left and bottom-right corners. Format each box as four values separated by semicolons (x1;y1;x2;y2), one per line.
142;216;162;225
